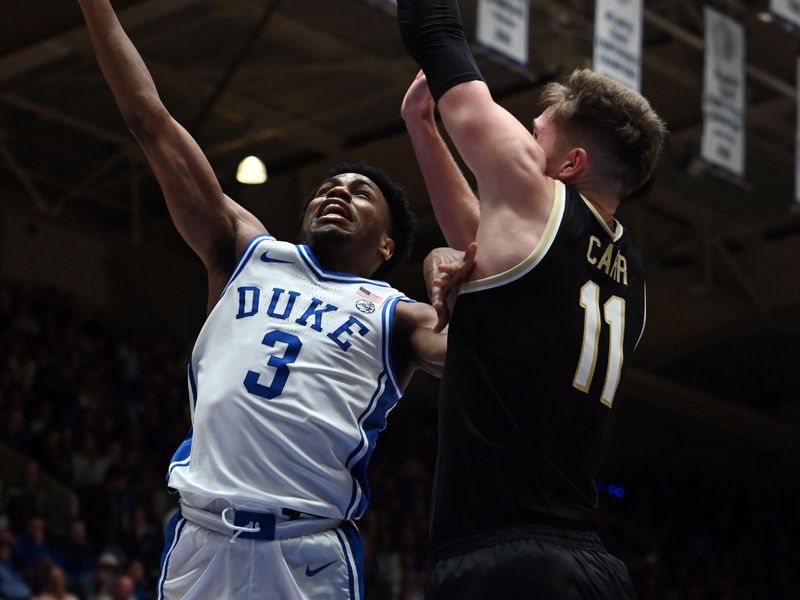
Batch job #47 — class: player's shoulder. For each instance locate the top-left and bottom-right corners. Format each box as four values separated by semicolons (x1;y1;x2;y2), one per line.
231;234;295;268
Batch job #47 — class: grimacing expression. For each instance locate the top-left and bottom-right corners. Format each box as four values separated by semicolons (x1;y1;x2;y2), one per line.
302;173;392;244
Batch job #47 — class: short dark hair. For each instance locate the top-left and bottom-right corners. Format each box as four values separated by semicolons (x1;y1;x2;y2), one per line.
541;69;667;198
304;162;415;280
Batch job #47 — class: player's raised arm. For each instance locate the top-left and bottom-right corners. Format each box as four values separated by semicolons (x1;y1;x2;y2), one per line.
76;0;265;290
397;0;555;275
401;71;479;250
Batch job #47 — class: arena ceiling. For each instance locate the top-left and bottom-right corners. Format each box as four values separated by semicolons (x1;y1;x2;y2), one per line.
1;0;798;473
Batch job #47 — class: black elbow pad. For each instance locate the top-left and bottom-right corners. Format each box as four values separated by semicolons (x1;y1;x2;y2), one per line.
397;0;484;102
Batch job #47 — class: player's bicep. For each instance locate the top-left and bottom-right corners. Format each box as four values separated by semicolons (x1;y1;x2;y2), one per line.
134;111;266;267
437;81;548;208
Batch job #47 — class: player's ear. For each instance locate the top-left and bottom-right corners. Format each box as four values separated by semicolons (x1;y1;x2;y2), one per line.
557;147;588;181
378;233;395;262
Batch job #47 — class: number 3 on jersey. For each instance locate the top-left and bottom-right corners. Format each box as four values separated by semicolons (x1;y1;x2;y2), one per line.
572;281;625;408
244;330;303;399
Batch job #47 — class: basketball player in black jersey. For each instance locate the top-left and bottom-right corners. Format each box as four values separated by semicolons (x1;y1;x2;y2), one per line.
397;1;667;598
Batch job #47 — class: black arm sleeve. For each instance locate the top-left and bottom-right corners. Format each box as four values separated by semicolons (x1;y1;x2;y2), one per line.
397;0;484;102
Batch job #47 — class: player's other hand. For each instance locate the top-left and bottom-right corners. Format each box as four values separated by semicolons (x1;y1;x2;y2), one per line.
401;70;435;125
425;242;477;332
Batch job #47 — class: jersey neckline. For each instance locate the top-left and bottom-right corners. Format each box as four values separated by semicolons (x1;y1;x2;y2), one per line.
578;193;623;242
297;244;393;287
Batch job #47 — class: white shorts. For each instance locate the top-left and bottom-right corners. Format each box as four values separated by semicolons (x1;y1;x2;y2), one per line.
157;506;365;600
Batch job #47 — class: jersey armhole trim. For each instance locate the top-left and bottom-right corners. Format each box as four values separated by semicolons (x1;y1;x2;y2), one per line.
220;234;275;297
384;296;411;397
461;179;566;294
634;282;647;350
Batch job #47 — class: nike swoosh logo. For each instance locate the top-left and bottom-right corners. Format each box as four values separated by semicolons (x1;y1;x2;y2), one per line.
260;251;292;264
305;560;337;577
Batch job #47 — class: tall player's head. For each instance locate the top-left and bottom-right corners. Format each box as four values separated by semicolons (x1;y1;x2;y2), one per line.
532;69;667;199
300;162;415;280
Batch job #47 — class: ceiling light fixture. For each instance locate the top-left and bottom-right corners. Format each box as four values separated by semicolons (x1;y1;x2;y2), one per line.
236;155;268;185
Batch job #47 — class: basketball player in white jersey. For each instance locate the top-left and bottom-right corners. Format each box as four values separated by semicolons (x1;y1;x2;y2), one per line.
75;1;454;598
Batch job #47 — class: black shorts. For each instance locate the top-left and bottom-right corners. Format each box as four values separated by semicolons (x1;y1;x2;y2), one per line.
426;525;636;600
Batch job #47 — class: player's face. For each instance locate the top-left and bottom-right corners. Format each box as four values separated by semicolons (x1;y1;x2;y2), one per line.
301;173;392;248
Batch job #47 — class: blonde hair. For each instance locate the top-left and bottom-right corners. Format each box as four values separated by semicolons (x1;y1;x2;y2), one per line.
541;69;667;198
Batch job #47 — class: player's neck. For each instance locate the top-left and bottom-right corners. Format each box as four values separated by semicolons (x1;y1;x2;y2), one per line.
575;186;619;227
308;241;377;279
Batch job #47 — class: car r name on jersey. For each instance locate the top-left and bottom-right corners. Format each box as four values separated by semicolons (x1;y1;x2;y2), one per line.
586;235;628;285
235;286;371;351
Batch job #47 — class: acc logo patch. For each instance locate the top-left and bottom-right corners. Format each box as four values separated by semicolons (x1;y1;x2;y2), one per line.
355;300;375;314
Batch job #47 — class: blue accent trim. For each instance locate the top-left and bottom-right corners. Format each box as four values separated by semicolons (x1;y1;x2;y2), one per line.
296;245;392;287
334;528;356;600
341;522;365;598
343;295;406;519
343;373;389;518
166;428;193;482
187;361;197;409
220;234;273;297
158;513;186;600
382;296;408;397
348;384;400;519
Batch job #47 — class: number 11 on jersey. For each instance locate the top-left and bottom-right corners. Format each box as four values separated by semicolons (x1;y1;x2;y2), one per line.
572;281;625;408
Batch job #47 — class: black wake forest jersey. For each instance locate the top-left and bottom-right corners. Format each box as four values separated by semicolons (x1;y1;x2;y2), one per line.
431;181;646;548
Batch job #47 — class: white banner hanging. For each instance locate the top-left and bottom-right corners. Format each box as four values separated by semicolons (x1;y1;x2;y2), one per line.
476;0;530;66
770;0;800;34
593;0;643;91
701;6;746;180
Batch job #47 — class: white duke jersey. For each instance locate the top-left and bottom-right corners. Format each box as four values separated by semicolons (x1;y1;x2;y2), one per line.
167;235;411;521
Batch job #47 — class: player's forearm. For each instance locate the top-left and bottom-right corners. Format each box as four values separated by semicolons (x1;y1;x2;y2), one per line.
406;118;479;250
397;0;484;102
77;0;167;135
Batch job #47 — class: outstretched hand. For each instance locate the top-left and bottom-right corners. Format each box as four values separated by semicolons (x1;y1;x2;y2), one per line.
401;70;435;124
427;242;477;332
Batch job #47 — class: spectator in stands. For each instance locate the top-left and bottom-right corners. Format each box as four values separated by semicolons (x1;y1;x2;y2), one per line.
71;434;112;490
33;564;78;600
111;574;136;600
89;552;119;600
3;461;48;531
0;527;32;600
1;407;30;455
57;518;94;598
120;509;159;569
11;517;62;582
124;560;150;600
35;431;71;484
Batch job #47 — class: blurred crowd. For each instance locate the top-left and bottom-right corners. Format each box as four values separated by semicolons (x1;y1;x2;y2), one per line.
0;280;796;599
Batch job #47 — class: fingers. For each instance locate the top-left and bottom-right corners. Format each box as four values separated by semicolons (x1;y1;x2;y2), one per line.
436;263;461;274
464;241;478;264
433;302;450;333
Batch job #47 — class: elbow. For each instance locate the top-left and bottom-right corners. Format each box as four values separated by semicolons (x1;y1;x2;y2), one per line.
122;98;170;142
